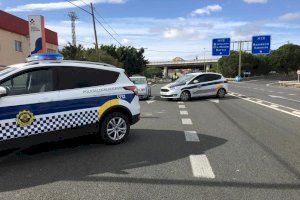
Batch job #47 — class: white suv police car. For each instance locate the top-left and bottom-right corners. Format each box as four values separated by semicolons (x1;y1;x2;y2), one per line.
160;72;228;101
0;53;140;144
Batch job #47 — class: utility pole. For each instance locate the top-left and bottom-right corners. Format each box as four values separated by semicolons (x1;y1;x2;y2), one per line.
90;3;99;51
238;41;242;77
232;40;251;78
68;12;78;46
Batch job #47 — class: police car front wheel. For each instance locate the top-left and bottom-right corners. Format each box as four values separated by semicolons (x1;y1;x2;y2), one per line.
100;112;130;144
180;91;191;101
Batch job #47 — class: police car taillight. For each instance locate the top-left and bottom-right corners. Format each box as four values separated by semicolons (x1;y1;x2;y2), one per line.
124;86;138;95
27;53;64;62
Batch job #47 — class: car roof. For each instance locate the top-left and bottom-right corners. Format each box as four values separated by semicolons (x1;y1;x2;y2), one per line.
7;60;125;73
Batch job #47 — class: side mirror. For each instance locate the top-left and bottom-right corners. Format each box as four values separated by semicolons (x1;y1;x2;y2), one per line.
0;86;7;98
192;80;199;84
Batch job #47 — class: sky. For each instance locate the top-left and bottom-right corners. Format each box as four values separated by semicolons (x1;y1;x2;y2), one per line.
1;0;300;61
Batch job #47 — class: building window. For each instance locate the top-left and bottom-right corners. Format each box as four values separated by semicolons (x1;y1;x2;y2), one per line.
15;41;22;52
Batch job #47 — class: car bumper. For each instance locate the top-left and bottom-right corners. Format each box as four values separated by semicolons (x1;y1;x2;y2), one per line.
160;90;180;98
131;114;140;125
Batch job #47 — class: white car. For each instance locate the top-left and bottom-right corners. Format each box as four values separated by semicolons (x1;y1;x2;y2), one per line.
129;76;151;99
0;53;140;145
160;72;228;101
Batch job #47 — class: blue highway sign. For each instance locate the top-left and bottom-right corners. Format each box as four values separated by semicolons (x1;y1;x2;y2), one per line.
252;35;271;54
212;38;231;56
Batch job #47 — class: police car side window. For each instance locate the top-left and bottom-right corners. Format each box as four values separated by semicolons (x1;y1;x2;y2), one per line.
205;74;221;82
0;69;54;96
57;67;119;90
195;75;206;83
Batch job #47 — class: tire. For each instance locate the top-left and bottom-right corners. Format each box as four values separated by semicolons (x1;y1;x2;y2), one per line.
180;91;191;101
217;88;226;98
100;112;130;144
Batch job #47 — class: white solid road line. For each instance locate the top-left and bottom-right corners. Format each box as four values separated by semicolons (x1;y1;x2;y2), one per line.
146;100;156;104
184;131;199;142
229;92;300;118
180;110;189;115
179;105;186;109
182;118;192;125
189;155;215;179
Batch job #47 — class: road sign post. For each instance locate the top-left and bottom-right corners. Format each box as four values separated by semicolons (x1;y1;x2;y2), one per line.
297;69;300;82
252;35;271;55
212;38;230;56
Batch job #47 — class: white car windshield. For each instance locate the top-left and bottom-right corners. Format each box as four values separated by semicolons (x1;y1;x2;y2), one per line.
130;77;147;85
175;74;197;84
0;67;16;79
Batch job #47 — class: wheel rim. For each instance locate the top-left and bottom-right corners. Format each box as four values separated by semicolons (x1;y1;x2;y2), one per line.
106;117;127;141
218;89;225;97
181;92;189;101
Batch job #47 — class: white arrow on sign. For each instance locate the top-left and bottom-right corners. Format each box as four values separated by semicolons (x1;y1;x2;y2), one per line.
269;95;300;103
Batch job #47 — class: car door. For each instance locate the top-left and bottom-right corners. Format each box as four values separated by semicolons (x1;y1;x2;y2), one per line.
54;66;120;132
0;67;58;141
187;75;211;97
201;74;223;96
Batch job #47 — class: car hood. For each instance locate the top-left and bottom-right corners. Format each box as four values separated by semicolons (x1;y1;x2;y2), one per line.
162;82;186;89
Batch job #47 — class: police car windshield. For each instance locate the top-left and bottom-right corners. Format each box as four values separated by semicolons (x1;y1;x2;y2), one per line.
130;77;147;85
0;67;16;78
175;74;197;84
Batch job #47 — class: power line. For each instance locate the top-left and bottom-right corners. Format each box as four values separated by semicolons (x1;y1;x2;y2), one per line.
65;0;91;14
94;17;123;46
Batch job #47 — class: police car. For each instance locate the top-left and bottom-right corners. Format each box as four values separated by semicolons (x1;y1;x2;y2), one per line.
160;72;228;101
0;53;140;144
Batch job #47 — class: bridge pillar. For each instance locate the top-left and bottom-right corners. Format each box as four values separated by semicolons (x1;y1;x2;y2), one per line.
163;66;168;78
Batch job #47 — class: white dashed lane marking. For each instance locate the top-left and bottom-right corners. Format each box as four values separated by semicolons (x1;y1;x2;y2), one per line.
178;101;184;104
189;155;215;179
180;110;189;115
182;118;192;125
179;105;186;109
184;131;199;142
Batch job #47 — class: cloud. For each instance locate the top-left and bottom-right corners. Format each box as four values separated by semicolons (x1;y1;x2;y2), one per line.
191;4;222;16
230;22;264;40
162;27;206;40
279;12;300;22
122;38;130;45
243;0;267;4
5;0;126;12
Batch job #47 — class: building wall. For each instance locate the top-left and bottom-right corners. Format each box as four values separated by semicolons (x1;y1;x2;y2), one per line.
0;29;29;66
0;29;58;66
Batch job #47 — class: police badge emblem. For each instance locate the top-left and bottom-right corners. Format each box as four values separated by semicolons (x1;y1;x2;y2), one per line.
16;110;35;127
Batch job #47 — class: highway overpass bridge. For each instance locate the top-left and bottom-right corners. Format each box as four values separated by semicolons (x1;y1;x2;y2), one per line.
147;57;219;78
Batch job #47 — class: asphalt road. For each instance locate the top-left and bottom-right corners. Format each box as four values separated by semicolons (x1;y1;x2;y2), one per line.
0;80;299;200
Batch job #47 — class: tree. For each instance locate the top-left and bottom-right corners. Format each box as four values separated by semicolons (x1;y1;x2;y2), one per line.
101;45;149;76
143;67;162;78
60;43;123;67
60;43;85;60
269;44;300;74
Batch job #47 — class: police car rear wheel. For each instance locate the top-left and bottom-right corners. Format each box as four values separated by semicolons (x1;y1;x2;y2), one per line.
217;88;226;98
101;112;130;144
180;91;191;101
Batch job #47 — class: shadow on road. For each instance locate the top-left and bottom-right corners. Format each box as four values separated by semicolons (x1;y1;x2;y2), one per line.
0;129;226;192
